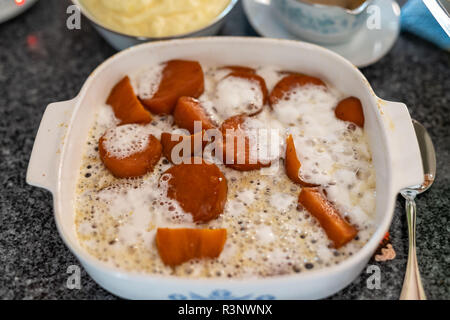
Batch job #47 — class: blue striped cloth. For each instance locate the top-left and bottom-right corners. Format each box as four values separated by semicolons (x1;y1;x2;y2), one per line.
401;0;450;50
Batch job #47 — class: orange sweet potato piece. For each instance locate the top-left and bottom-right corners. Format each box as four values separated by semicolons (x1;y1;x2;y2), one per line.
99;129;162;178
298;188;358;248
161;159;228;223
160;131;207;164
156;228;227;267
285;135;318;187
269;74;326;107
173;97;216;134
106;76;152;125
334;97;365;128
221;65;256;74
141;60;204;115
218;115;271;171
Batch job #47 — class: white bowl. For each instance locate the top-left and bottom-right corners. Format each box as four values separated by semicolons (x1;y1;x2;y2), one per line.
26;37;423;300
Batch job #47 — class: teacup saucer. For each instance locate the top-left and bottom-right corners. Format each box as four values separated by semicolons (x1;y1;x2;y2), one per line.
0;0;38;24
242;0;401;68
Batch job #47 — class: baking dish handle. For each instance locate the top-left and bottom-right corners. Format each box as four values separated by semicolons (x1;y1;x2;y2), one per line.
378;99;424;192
26;99;76;193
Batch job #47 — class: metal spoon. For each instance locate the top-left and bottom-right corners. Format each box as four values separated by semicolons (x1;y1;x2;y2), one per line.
399;120;436;300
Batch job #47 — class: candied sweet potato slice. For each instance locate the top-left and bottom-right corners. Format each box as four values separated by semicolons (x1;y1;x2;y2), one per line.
221;65;256;74
161;131;207;164
161;159;228;223
298;188;358;248
269;74;326;107
156;228;227;267
334;97;365;128
141;60;204;115
173;97;216;134
285;135;318;187
218;115;271;171
106;76;152;125
99;126;162;178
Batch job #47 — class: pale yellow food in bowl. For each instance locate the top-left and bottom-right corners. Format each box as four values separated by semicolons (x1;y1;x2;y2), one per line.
80;0;231;38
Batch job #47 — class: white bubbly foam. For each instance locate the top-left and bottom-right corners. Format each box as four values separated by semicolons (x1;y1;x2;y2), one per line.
102;124;151;159
200;70;264;122
97;175;193;247
98;103;175;161
131;63;165;100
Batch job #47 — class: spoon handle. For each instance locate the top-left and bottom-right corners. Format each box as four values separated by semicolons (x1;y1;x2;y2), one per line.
400;196;427;300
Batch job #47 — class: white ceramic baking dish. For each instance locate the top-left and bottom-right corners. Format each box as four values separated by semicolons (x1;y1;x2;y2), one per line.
26;37;423;300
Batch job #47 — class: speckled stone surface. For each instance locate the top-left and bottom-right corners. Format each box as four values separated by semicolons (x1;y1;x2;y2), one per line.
0;0;448;300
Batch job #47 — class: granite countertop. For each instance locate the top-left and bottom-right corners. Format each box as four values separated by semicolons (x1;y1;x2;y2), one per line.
0;0;448;300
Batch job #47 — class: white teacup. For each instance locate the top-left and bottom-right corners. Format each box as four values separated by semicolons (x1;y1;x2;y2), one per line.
271;0;373;44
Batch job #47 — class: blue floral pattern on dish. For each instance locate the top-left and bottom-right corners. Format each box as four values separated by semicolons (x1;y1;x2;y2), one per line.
168;289;276;300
